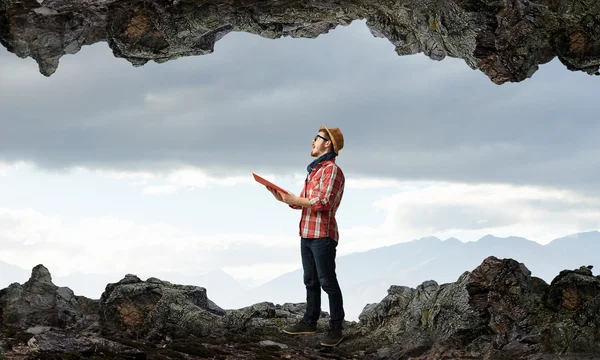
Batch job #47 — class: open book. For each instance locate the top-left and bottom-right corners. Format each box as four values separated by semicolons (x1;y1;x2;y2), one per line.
252;173;289;194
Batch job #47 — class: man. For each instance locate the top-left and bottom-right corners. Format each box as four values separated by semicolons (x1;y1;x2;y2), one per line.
266;125;346;347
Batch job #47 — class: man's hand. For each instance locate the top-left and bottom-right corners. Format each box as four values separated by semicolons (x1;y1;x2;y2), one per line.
266;186;298;205
266;186;283;202
266;186;309;208
280;191;299;206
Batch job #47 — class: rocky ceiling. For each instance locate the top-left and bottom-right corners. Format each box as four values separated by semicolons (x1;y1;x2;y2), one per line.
0;0;599;84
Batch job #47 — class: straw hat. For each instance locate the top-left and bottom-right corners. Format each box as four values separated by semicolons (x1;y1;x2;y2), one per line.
320;125;344;155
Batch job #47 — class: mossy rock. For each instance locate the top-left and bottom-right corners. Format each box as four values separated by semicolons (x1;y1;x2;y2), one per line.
316;323;329;330
273;318;285;328
422;309;431;324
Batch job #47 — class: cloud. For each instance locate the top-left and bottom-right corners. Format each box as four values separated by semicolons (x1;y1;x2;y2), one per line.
95;166;258;194
374;182;600;244
165;167;254;188
0;161;27;176
0;208;73;248
2;14;598;298
0;207;299;278
142;185;178;195
1;178;599;285
398;204;518;232
91;169;155;181
345;177;402;189
85;165;257;193
1;21;599;195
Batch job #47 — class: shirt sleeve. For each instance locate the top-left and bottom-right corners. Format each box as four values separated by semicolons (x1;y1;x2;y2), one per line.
309;165;343;212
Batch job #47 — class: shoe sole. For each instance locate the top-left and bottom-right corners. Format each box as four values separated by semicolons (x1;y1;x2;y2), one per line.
282;329;317;335
320;336;344;347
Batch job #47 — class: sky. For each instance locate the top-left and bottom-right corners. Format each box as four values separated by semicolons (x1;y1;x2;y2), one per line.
1;19;600;293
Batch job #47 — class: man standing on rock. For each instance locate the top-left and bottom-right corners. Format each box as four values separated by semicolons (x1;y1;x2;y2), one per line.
266;125;346;347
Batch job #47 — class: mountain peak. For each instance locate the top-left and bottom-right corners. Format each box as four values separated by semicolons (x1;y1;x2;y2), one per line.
477;234;536;243
417;236;442;243
479;234;502;241
547;230;600;247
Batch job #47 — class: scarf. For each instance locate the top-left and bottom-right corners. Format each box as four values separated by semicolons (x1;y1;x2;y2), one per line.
305;151;337;187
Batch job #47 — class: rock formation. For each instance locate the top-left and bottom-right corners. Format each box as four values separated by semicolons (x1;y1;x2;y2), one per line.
1;256;599;359
354;259;600;359
0;264;97;332
0;0;599;84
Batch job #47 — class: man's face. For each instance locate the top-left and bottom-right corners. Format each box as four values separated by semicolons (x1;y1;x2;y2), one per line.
311;131;331;157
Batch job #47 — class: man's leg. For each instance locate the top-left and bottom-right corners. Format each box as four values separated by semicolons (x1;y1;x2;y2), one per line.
301;237;321;326
312;237;345;346
282;238;319;335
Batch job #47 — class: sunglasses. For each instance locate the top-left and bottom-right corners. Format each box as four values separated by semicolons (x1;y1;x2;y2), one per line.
314;134;330;142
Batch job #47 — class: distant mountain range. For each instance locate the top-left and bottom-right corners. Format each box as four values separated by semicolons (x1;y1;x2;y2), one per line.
228;231;600;320
2;231;599;321
0;260;30;287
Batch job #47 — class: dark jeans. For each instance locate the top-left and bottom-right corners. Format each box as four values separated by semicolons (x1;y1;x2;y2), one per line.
301;237;345;329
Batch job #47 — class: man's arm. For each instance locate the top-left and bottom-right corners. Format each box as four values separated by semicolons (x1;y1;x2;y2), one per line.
283;165;343;210
307;165;343;212
267;184;304;210
288;197;312;208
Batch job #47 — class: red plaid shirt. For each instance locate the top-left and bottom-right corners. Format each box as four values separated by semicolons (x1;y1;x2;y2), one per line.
290;159;345;241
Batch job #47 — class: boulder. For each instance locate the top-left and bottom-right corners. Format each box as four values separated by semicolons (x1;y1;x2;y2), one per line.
0;265;92;331
351;256;600;359
1;0;599;83
98;274;225;340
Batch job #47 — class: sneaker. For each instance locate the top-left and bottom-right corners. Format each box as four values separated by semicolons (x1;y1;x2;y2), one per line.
320;328;343;347
282;320;317;335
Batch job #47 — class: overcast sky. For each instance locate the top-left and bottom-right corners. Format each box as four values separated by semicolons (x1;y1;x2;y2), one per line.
1;20;599;296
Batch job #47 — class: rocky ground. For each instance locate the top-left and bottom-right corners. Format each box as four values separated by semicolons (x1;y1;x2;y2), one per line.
0;0;599;83
1;256;600;359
